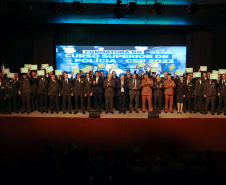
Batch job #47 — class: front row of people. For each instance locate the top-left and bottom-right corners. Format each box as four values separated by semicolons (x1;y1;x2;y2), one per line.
0;69;226;116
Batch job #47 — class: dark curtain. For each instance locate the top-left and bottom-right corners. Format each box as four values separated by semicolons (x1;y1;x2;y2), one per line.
0;24;225;74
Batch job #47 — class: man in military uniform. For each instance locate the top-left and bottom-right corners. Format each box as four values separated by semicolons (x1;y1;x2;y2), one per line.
19;73;31;114
141;73;153;113
204;79;217;115
184;75;194;113
153;74;164;113
116;75;128;114
29;70;39;112
37;75;48;113
48;75;61;114
60;73;72;114
193;77;205;113
84;73;93;112
124;69;132;110
6;76;19;113
164;74;176;113
0;77;7;114
72;73;85;114
129;74;141;113
217;74;226;115
93;71;104;113
103;74;115;114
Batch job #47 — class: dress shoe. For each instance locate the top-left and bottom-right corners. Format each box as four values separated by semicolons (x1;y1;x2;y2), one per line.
69;112;72;114
21;111;26;114
27;112;30;114
56;111;59;114
41;111;44;114
224;113;226;116
211;113;214;115
119;111;122;113
203;112;207;114
135;110;139;113
170;111;174;113
142;111;145;113
123;111;126;114
180;112;182;114
74;111;78;114
14;111;19;113
194;111;197;113
129;110;132;113
184;111;187;113
217;112;221;115
82;111;86;114
51;112;54;114
105;111;108;114
177;112;179;114
165;111;168;113
189;111;192;113
110;111;114;114
63;112;66;114
45;110;49;113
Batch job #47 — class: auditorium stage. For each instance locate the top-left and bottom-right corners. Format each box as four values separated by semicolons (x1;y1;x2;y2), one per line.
0;112;226;166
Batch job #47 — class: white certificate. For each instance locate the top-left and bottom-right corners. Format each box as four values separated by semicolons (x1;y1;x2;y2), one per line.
86;65;93;70
7;73;14;78
30;65;37;70
83;68;89;73
111;65;117;69
175;70;183;76
219;69;226;74
55;70;62;75
151;67;158;72
186;68;193;73
151;62;158;68
46;66;54;73
169;64;176;71
3;68;10;74
193;72;201;78
73;68;80;73
138;63;145;67
210;74;218;80
212;70;219;74
98;64;105;68
20;68;28;73
24;64;31;68
37;70;45;76
41;64;49;69
200;66;207;71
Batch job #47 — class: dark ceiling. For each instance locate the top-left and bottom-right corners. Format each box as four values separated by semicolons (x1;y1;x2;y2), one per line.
0;0;226;25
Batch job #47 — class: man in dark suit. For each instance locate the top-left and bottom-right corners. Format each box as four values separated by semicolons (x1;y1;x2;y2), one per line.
129;74;141;113
72;73;85;114
217;74;226;115
48;75;61;114
6;76;19;114
193;77;205;113
124;69;132;110
84;73;93;112
204;79;217;115
103;74;115;114
60;73;72;114
184;75;194;113
111;70;120;110
37;75;49;113
93;71;104;113
0;77;7;114
116;75;129;114
19;73;31;114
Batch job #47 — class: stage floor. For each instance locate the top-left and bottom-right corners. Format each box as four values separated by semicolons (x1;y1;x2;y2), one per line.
0;109;226;118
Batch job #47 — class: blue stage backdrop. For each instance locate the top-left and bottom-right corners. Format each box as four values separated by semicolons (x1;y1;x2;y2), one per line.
56;46;186;76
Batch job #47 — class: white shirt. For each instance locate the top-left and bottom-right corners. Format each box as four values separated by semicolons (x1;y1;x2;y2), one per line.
65;79;68;84
133;79;136;87
96;77;99;83
121;81;124;92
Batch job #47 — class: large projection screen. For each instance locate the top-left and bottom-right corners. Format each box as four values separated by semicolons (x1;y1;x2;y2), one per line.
56;46;186;76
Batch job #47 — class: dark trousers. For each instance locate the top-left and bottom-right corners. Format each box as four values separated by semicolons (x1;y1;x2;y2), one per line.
194;96;203;112
21;93;31;112
18;95;22;111
85;94;91;111
130;94;139;111
118;93;126;112
93;93;103;111
74;93;84;111
31;92;38;111
205;96;216;113
8;95;17;113
184;95;192;112
154;95;162;111
0;98;5;113
113;95;119;110
126;95;130;110
39;94;48;112
105;94;113;112
62;95;72;112
50;95;59;112
217;96;226;113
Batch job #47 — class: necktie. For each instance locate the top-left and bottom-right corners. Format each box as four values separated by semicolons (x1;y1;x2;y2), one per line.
88;78;89;82
133;79;135;87
67;79;68;84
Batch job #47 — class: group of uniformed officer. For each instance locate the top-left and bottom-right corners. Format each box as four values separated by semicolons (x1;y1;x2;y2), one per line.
0;66;226;116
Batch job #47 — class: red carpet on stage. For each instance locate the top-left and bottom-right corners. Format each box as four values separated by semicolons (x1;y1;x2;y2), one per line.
0;117;226;164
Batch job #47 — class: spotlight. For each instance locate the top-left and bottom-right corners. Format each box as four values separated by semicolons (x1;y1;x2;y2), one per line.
154;2;164;15
186;3;198;15
48;3;60;15
0;1;7;13
72;1;86;14
126;2;137;15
